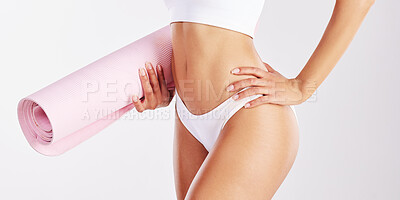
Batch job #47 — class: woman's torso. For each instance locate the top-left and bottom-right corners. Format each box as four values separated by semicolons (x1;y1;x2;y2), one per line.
171;22;267;115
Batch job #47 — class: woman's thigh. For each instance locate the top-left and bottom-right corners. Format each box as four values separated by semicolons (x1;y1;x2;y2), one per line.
173;108;209;200
184;103;300;200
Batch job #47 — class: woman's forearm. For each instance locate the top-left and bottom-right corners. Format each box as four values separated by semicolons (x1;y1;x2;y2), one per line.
296;0;375;101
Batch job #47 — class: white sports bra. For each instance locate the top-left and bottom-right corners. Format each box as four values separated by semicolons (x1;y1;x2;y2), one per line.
164;0;265;38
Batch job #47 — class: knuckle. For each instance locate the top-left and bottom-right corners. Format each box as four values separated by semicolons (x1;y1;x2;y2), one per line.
260;96;268;102
159;75;166;82
153;86;160;92
243;78;251;85
148;79;155;86
152;76;160;82
249;78;255;85
253;87;261;94
254;78;261;85
263;80;271;86
160;79;167;86
245;88;253;94
253;78;259;84
261;72;268;78
265;72;273;78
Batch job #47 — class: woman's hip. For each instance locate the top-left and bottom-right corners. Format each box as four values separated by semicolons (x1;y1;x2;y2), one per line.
173;58;267;116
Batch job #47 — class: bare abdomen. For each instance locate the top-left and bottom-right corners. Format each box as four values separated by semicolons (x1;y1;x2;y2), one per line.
171;22;266;115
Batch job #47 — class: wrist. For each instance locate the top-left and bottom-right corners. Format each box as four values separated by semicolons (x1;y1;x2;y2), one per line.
289;78;317;104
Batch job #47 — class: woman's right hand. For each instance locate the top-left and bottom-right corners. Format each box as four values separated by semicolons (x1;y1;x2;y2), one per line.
132;62;175;113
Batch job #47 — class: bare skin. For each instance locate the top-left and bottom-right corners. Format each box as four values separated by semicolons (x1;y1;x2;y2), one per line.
171;21;300;199
227;0;376;109
135;0;375;199
173;107;208;200
131;62;175;112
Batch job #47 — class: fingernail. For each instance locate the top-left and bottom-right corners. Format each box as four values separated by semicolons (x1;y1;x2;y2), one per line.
233;94;239;100
140;68;146;76
146;62;152;70
226;85;234;91
231;68;240;74
132;95;138;102
244;103;250;108
157;65;162;71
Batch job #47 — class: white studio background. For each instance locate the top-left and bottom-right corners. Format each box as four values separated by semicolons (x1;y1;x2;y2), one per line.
0;0;398;200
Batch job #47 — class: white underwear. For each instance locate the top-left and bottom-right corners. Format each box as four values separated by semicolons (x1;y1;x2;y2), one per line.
175;87;298;152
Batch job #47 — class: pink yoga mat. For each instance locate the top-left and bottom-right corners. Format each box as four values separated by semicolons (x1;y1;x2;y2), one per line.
17;25;175;156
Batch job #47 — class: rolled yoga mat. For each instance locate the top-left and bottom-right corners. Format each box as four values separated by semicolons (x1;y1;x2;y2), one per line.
17;25;175;156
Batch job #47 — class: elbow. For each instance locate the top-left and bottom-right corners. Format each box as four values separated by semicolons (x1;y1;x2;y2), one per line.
358;0;376;12
336;0;375;9
363;0;375;8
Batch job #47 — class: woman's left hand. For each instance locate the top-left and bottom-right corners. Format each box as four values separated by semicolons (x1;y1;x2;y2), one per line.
226;62;307;108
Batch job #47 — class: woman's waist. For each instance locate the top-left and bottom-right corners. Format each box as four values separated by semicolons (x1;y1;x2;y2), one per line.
173;52;266;115
170;22;266;115
171;21;259;74
176;56;264;85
